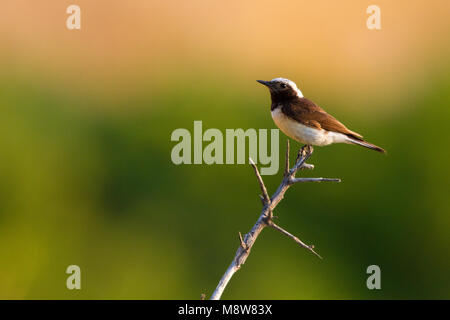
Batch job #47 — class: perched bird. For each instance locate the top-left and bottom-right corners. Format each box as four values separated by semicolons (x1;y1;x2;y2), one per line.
257;78;385;153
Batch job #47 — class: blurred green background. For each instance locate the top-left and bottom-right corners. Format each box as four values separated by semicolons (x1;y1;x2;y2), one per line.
0;0;449;299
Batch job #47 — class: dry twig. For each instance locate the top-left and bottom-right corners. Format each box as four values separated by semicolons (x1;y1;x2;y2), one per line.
210;140;341;300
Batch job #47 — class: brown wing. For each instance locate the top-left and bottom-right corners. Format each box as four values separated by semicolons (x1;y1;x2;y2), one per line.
282;98;363;140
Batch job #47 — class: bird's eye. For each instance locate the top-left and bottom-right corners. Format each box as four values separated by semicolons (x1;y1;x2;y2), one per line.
280;83;286;88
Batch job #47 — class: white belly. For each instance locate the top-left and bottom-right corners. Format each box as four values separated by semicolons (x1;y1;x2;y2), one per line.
271;108;348;146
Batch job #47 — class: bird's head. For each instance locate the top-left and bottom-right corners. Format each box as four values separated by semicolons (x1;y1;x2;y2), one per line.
257;78;303;100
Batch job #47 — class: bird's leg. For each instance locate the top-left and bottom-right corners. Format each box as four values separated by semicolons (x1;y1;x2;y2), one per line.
295;147;304;163
293;145;314;172
296;144;312;161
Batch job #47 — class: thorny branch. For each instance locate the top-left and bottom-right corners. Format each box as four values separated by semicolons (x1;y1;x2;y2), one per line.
210;140;341;300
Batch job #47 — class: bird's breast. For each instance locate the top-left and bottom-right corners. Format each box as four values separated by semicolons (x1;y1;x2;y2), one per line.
271;107;345;146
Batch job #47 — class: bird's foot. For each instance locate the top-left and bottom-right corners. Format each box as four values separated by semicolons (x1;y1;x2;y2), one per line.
296;144;313;161
304;144;314;155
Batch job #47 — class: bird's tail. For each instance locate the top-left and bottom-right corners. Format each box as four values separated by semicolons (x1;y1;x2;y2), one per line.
347;138;386;154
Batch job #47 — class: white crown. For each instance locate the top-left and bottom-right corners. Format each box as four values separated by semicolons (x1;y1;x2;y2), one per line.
270;78;303;97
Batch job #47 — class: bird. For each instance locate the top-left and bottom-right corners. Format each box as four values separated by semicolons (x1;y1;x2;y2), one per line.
257;78;385;153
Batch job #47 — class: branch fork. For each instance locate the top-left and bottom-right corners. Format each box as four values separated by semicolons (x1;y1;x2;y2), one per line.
210;140;341;300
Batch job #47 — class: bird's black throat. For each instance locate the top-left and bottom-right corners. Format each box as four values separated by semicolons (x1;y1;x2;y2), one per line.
270;89;299;111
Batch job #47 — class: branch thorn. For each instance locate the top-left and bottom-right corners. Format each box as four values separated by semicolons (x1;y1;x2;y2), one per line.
238;232;248;251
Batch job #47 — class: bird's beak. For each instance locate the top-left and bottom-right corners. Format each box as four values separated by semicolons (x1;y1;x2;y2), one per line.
257;80;271;87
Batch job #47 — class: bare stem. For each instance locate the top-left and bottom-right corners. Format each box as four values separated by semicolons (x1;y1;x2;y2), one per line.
210;142;340;300
268;221;322;259
284;139;290;177
249;157;271;205
290;177;341;184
